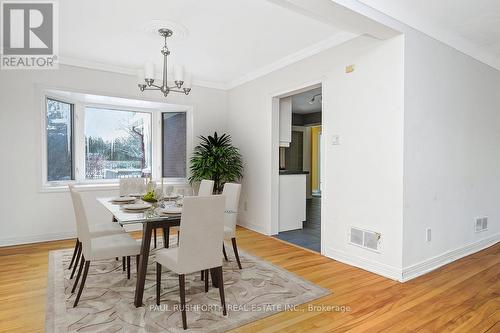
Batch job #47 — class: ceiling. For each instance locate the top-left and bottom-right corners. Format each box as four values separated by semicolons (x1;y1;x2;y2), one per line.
358;0;500;70
59;0;349;88
291;87;322;114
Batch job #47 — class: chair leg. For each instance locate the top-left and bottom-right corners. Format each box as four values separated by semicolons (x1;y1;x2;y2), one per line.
153;228;157;248
68;239;79;270
70;242;82;279
222;243;229;261
177;230;180;245
127;256;131;279
201;270;204;281
217;266;227;315
231;238;242;269
71;255;85;293
204;269;209;292
179;274;187;329
156;263;161;305
122;256;126;271
73;260;90;307
136;255;140;274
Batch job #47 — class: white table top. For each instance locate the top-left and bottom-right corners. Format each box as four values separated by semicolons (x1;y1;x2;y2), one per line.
97;197;181;225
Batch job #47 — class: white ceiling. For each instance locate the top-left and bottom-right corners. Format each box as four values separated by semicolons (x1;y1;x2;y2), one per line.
59;0;349;88
291;87;322;114
358;0;500;70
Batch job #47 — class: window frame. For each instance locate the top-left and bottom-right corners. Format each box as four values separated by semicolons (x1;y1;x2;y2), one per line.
39;88;193;192
161;111;189;182
42;96;76;187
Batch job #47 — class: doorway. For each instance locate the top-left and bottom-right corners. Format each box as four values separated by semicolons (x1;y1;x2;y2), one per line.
273;85;322;252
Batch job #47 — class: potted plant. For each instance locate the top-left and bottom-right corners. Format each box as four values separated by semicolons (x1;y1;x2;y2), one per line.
189;132;243;193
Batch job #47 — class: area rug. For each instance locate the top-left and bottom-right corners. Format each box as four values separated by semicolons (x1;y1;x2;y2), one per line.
46;237;330;332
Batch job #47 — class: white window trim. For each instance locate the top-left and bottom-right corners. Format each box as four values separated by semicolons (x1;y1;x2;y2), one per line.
39;88;193;192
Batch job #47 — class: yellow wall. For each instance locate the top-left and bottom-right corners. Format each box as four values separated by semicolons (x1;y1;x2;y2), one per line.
311;126;322;191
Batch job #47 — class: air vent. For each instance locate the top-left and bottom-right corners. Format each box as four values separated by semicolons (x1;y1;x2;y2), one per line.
349;227;381;252
475;217;488;232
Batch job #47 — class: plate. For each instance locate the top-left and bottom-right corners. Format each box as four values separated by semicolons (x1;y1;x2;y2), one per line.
122;203;151;211
164;194;179;200
111;196;136;203
159;206;182;215
128;193;145;198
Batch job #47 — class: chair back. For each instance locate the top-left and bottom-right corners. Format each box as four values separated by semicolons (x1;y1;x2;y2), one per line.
119;178;146;196
198;179;214;196
178;195;225;273
68;185;92;256
222;183;241;233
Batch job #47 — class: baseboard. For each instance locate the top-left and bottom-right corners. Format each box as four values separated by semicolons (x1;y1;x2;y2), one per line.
237;219;270;236
0;231;76;247
324;247;402;281
0;225;143;247
401;233;500;282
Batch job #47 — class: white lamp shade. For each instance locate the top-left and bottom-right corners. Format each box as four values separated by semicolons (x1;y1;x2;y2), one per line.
144;62;155;79
136;69;145;85
174;64;184;82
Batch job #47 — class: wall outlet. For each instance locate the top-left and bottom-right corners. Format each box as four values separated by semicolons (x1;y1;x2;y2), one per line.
425;228;431;242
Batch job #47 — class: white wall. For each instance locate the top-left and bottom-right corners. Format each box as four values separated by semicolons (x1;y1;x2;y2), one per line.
401;27;500;278
227;35;405;278
333;0;500;280
0;65;228;246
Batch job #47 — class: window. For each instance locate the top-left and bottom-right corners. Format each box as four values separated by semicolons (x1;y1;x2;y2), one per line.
162;112;187;178
46;98;74;181
41;89;191;189
85;107;152;180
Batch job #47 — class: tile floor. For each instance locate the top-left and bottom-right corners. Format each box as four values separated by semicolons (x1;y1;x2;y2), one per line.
275;197;321;252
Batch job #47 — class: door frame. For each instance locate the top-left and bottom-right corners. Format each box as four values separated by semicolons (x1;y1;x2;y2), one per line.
270;78;325;254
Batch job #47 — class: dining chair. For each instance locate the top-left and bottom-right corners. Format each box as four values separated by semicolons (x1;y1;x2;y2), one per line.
174;180;213;245
119;177;146;196
198;179;215;196
69;185;141;307
155;195;227;330
68;192;125;276
222;183;242;269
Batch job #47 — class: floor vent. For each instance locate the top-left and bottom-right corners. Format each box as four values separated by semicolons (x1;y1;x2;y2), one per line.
349;227;381;252
475;217;488;232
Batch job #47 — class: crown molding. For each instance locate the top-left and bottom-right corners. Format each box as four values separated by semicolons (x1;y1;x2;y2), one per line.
226;31;358;89
58;56;228;90
345;0;500;72
58;32;358;92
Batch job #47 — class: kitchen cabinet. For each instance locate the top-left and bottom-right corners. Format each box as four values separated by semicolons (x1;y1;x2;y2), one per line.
279;173;307;232
279;96;292;147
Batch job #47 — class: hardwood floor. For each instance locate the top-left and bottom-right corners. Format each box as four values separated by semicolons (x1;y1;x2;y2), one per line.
0;227;498;332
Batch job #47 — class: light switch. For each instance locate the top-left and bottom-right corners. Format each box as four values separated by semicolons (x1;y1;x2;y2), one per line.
332;135;340;145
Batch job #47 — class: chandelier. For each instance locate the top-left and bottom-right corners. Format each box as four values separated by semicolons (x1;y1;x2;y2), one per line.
137;28;191;97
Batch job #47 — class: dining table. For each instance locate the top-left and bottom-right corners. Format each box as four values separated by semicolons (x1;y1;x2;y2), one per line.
97;196;221;308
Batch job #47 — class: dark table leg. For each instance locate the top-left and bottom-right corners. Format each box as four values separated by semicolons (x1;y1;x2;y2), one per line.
162;227;169;248
134;223;153;307
210;268;219;288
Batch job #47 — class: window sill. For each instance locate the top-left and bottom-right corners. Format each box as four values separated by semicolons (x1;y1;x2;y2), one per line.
39;179;190;193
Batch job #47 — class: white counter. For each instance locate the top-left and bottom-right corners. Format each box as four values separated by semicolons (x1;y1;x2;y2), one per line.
279;173;307;232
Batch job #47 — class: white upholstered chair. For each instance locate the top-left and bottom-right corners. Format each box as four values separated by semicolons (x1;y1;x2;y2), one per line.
222;183;242;269
198;179;215;196
68;191;125;275
155;195;227;330
119;177;146;196
69;185;141;307
174;180;214;244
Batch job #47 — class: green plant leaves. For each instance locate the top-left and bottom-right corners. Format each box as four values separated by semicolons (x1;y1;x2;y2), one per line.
189;132;243;193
